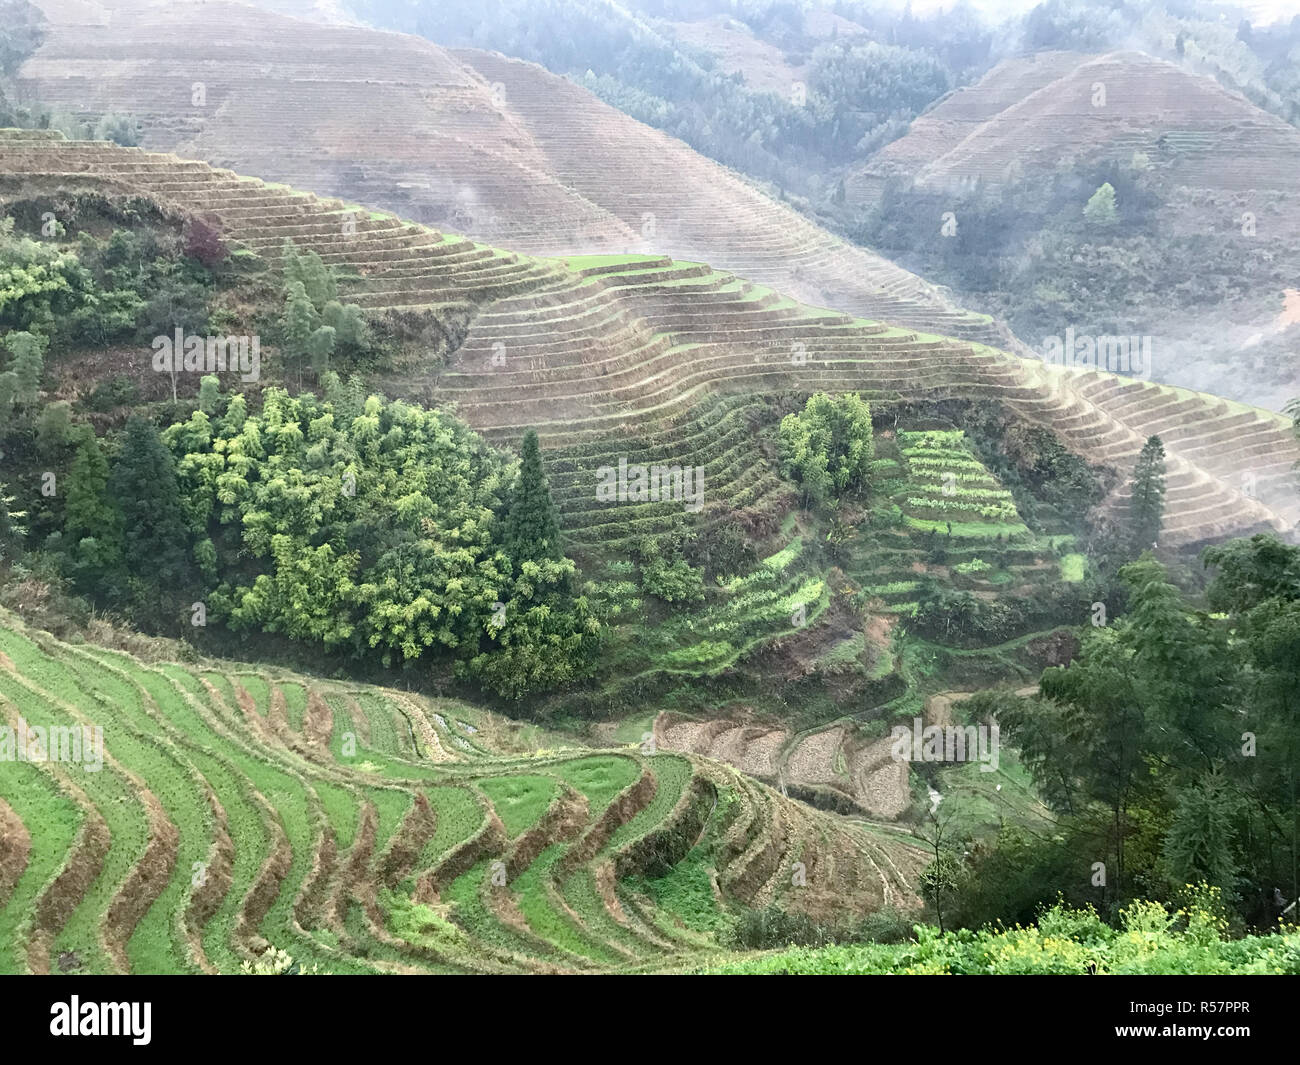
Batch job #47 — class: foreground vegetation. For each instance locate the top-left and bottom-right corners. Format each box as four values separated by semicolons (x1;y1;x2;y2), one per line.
0;610;917;974
701;891;1300;974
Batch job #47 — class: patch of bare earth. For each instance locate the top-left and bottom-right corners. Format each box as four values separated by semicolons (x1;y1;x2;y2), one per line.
924;692;973;729
300;689;334;751
785;726;844;786
656;709;787;778
235;794;292;957
29;804;110;975
267;684;290;735
103;787;179;973
342;694;371;746
0;797;31;910
716;725;783;778
861;764;910;820
375;792;439;888
185;783;235;973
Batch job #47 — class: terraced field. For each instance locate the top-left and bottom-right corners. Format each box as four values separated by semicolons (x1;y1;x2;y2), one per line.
13;0;1007;346
849;50;1300;220
2;129;1296;549
0;611;925;973
893;430;1029;541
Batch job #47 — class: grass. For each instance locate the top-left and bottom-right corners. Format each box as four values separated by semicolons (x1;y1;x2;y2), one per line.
477;775;561;838
1059;553;1087;582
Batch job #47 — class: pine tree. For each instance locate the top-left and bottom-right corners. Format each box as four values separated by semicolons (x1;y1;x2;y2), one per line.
1130;435;1166;550
109;416;192;593
64;429;125;587
503;429;562;562
4;330;46;405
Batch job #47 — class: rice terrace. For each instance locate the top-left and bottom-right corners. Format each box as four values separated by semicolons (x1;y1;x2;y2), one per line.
1;0;1300;1013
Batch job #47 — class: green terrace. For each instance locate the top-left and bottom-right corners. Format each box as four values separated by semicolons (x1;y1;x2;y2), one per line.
0;611;920;974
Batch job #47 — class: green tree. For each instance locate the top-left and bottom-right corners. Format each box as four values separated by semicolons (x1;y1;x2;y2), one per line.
307;325;336;377
1162;773;1240;897
109;416;192;595
282;240;337;311
1204;535;1300;919
503;429;562;563
1129;435;1166;550
1084;181;1119;226
778;391;874;507
198;373;222;415
35;400;74;457
322;301;371;359
4;330;46;405
93;113;141;147
914;798;973;934
459;557;599;700
63;429;125;589
281;279;319;384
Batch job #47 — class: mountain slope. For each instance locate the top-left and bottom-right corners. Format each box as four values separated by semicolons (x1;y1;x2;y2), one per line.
3;128;1296;546
849;50;1300;233
15;0;1008;346
0;609;918;973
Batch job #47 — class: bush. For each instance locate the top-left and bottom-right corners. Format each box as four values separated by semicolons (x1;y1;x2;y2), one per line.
640;557;705;604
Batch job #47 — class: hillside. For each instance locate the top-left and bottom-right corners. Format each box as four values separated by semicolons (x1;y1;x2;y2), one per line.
13;0;1008;346
4;128;1295;550
850;50;1300;212
847;48;1300;411
0;609;925;973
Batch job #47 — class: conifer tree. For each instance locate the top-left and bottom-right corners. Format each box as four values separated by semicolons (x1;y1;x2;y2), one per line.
64;429;125;588
4;330;46;405
109;416;192;593
503;429;562;562
1130;435;1166;550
